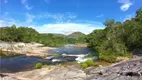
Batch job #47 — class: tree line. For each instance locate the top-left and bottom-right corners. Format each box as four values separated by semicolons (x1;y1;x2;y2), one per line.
0;26;86;47
86;8;142;62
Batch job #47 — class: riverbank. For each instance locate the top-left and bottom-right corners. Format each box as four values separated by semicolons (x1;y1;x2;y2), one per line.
0;58;141;80
0;42;56;57
0;42;142;80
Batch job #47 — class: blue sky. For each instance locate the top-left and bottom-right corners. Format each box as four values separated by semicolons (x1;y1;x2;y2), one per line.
0;0;142;34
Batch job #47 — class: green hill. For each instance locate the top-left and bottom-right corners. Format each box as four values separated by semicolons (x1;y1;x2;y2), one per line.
67;32;86;39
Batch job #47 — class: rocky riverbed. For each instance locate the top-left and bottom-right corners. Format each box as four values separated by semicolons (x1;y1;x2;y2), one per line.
0;58;142;80
1;42;142;80
86;58;142;80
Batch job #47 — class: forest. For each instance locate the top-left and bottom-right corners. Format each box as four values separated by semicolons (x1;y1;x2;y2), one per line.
86;8;142;62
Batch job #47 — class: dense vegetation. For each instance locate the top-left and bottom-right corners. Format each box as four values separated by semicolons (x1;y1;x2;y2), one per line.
86;8;142;62
0;26;86;47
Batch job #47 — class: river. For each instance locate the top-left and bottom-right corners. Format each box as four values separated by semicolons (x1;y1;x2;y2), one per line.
0;44;95;73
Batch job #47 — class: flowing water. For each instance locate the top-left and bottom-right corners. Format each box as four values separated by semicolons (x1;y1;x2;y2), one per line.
0;44;94;73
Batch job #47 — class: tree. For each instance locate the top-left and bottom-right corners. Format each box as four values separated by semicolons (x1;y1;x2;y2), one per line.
104;19;115;28
86;8;142;62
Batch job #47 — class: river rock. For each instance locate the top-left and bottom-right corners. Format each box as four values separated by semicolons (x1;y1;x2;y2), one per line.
87;59;142;80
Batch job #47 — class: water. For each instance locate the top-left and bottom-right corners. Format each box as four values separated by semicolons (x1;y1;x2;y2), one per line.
45;44;94;63
0;44;94;73
49;44;92;55
0;55;40;73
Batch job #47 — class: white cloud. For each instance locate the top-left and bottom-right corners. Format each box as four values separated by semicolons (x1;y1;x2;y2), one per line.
0;12;104;34
96;14;104;18
123;13;135;21
118;0;133;11
0;12;36;27
4;0;8;3
0;19;17;27
35;23;104;35
21;0;33;10
38;12;77;23
25;13;35;23
120;3;132;11
0;18;104;34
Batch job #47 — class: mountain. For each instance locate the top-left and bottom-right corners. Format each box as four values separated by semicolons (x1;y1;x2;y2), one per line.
67;32;86;39
41;33;66;37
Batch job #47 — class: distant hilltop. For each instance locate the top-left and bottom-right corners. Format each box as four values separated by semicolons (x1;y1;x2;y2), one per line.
42;31;86;39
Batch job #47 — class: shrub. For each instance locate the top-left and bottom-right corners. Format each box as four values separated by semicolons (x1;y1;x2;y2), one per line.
53;53;59;57
99;53;117;63
35;63;43;69
80;59;98;69
85;59;95;66
81;62;88;69
119;53;132;58
75;61;79;65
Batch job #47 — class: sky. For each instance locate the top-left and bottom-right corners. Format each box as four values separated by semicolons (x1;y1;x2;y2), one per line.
0;0;142;34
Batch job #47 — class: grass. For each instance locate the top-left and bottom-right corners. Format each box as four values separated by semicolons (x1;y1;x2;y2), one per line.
43;64;52;70
53;53;59;57
37;63;52;70
58;63;62;67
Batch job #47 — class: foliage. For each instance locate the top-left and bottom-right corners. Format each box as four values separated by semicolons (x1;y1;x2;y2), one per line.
81;62;88;69
86;8;142;63
35;63;43;69
0;26;86;46
80;59;98;69
67;32;86;39
67;32;86;44
53;53;59;57
99;53;117;63
38;33;68;47
84;59;95;66
85;52;99;58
